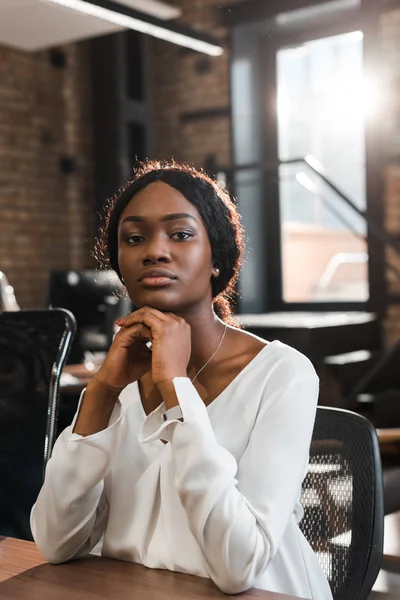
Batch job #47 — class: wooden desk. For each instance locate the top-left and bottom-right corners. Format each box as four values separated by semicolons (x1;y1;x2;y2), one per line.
377;428;400;445
238;312;378;361
0;538;304;600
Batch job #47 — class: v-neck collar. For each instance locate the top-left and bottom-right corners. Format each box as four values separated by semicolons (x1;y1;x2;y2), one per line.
134;341;277;421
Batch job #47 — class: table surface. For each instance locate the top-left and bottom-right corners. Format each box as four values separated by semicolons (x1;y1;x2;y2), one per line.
0;537;305;600
377;428;400;444
238;312;376;329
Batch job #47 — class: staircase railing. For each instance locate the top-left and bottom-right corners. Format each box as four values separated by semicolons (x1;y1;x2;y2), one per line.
215;155;400;281
282;156;400;258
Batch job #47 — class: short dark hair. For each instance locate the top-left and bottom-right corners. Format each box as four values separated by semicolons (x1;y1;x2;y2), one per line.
95;160;245;324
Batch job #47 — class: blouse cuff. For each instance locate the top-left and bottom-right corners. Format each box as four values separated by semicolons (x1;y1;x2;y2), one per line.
139;377;213;444
63;388;124;444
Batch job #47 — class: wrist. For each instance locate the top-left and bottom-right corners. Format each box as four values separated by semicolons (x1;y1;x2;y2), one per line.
154;372;187;387
73;379;120;436
88;375;124;398
156;378;183;411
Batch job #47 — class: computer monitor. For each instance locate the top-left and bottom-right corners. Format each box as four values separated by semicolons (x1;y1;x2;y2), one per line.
48;270;132;364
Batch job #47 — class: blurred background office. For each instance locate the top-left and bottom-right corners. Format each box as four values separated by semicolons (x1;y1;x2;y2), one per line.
1;0;400;597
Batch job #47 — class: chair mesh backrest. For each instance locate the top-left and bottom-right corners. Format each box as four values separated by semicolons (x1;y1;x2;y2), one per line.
300;407;383;600
0;309;75;540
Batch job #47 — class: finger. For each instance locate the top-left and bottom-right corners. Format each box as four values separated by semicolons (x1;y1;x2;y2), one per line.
118;326;153;350
119;310;164;333
116;322;150;335
117;323;152;342
116;306;168;327
138;306;168;318
128;323;152;340
120;337;152;352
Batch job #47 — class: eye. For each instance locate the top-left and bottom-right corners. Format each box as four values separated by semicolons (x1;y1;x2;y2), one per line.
171;231;193;241
126;234;144;245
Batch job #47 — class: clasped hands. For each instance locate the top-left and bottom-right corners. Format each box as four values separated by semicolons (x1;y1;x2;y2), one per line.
92;307;191;395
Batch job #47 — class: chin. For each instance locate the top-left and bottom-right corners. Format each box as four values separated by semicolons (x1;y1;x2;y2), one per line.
130;290;183;313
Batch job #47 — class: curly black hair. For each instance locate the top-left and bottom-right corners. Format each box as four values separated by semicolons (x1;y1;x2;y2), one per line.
94;160;245;325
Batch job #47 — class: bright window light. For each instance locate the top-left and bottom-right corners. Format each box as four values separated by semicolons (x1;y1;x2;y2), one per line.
296;172;318;195
319;73;382;123
40;0;223;56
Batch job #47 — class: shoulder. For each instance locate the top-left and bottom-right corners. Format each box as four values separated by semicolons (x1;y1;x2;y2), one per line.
247;340;319;407
227;327;317;384
262;340;318;383
250;342;319;423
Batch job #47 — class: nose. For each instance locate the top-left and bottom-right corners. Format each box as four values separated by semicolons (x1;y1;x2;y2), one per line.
142;234;172;265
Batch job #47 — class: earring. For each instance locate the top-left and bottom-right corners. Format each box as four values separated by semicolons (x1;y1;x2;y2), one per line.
213;267;220;277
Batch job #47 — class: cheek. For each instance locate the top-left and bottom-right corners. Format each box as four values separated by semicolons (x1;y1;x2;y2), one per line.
187;245;213;278
117;247;126;276
117;247;138;282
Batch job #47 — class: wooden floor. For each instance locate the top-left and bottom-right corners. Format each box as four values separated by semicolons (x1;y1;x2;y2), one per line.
369;512;400;599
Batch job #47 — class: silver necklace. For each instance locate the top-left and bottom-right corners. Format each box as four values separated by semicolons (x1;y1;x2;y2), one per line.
191;323;227;383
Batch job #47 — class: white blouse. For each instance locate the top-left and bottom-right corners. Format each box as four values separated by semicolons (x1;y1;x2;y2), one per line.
31;340;333;599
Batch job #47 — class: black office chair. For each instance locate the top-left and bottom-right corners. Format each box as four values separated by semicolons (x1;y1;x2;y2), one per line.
0;309;76;540
300;407;384;600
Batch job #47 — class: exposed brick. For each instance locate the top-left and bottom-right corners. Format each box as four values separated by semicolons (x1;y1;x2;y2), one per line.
0;42;95;309
151;0;234;169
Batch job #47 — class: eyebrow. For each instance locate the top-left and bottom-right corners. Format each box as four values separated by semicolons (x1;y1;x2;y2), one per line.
121;212;198;224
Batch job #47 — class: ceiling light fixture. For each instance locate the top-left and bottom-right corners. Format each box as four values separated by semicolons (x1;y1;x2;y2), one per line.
111;0;181;21
41;0;223;56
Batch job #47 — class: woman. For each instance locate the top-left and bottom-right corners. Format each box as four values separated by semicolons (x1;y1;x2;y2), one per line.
31;161;333;599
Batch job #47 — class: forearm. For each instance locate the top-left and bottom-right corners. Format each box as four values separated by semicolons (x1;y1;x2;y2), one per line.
33;388;124;562
73;378;120;436
171;425;271;594
31;432;110;563
31;471;107;563
166;376;317;594
156;379;180;411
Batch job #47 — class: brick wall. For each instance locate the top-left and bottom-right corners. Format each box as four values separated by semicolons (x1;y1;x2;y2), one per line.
0;42;95;309
151;0;233;168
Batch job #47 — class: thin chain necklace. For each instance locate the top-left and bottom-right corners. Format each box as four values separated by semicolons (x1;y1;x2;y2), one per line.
191;322;227;383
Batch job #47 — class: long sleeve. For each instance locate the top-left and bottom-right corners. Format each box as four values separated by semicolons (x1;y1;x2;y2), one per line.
30;394;124;564
139;370;318;595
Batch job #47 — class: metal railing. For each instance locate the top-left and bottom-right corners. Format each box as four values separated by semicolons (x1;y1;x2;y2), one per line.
283;156;400;257
215;155;400;281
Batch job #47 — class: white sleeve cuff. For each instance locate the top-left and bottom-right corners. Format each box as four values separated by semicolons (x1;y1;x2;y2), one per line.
63;389;124;443
138;377;213;444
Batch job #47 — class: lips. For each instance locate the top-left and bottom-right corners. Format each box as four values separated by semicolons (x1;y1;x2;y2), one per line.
138;269;177;288
138;268;177;282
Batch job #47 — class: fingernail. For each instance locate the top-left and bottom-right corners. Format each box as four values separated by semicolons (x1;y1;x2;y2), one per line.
115;319;124;325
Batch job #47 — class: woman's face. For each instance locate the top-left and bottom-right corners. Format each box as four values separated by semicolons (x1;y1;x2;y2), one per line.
117;181;215;314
